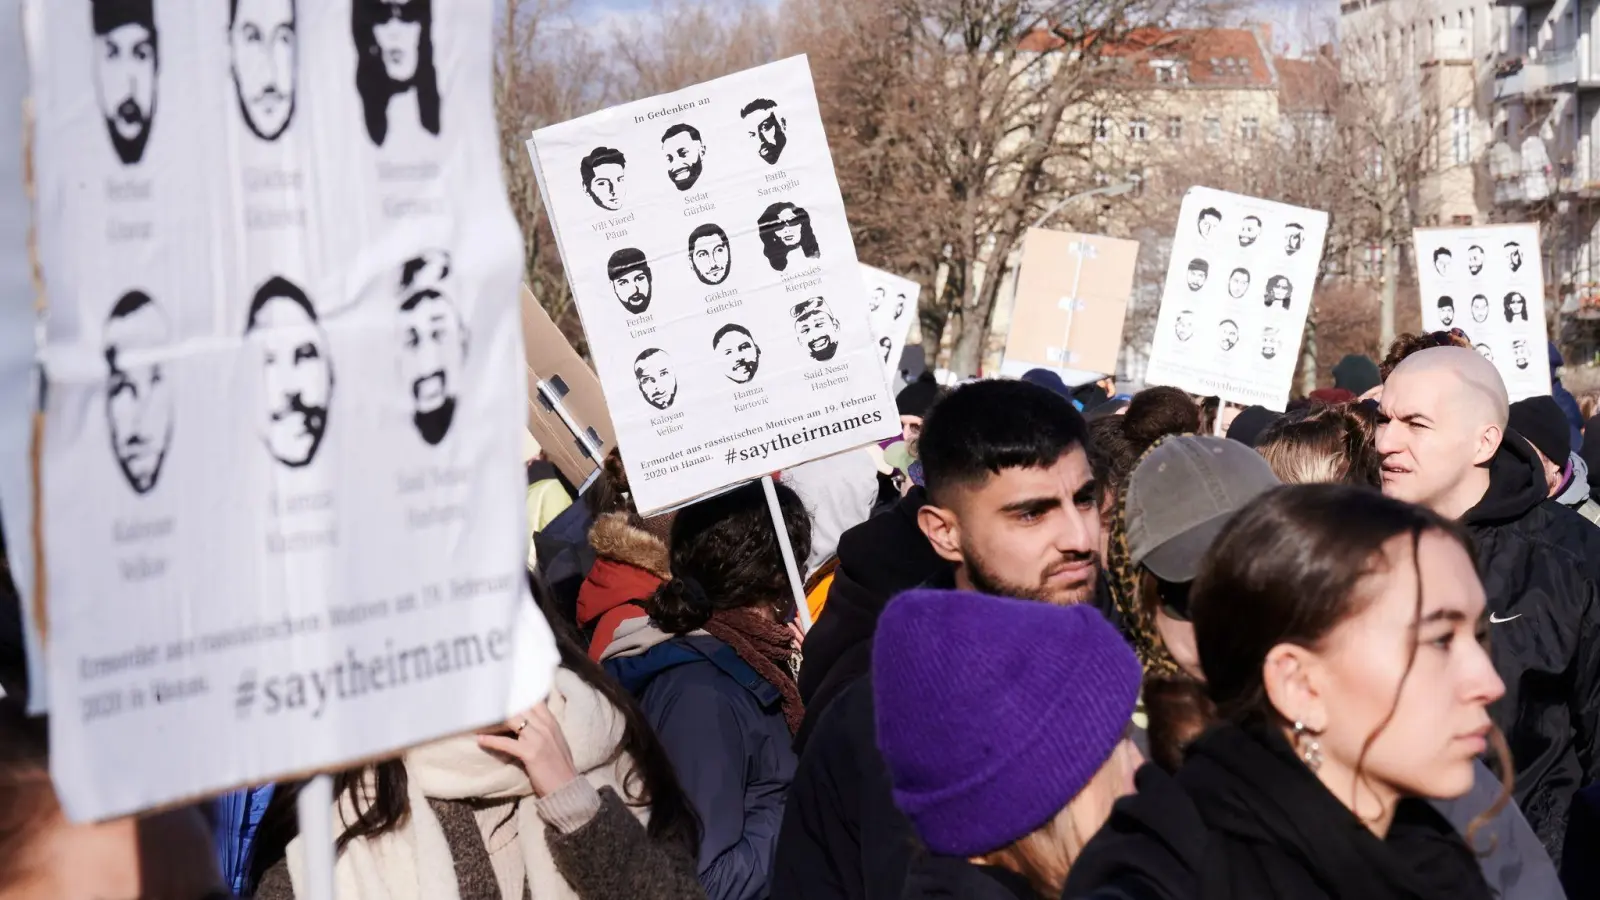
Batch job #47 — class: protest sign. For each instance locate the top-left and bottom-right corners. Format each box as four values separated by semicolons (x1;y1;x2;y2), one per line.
526;56;899;516
1414;224;1549;400
520;287;617;490
861;265;920;383
998;228;1138;383
29;0;554;820
1144;187;1328;411
0;0;45;712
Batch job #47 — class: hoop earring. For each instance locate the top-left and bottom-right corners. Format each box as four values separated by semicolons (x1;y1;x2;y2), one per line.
1293;720;1323;771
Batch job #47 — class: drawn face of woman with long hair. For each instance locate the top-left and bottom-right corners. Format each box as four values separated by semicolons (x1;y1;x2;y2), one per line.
776;207;804;248
373;0;422;83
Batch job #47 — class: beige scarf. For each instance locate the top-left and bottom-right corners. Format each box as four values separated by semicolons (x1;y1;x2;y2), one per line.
284;668;644;900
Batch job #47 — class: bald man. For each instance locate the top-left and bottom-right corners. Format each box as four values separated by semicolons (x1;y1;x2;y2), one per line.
1380;345;1600;865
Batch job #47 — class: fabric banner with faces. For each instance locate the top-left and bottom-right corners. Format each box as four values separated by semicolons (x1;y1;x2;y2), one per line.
526;56;899;516
28;0;555;820
1144;187;1329;411
1413;224;1550;401
998;227;1138;384
860;265;920;384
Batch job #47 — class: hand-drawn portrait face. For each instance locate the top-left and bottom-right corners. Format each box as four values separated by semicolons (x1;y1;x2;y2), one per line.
1238;215;1262;248
1197;207;1221;239
1474;342;1493;362
1437;296;1455;327
1227;267;1250;300
791;297;841;362
1432;247;1452;277
1506;242;1523;273
246;277;332;468
1185;259;1208;291
740;98;787;165
91;0;159;165
1504;291;1528;323
1218;319;1239;351
894;294;907;320
688;223;732;286
633;348;677;410
104;290;173;494
759;202;821;272
353;0;440;146
1175;310;1195;342
1261;327;1280;360
879;336;893;364
869;286;885;314
1284;223;1304;256
397;251;464;446
661;123;706;191
713;324;761;383
580;146;627;211
229;0;297;141
1264;275;1292;310
608;248;652;315
1513;339;1530;370
1471;294;1489;324
1467;244;1484;276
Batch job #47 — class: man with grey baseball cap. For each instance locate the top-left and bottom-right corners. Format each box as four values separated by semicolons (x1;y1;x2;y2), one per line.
1124;435;1280;677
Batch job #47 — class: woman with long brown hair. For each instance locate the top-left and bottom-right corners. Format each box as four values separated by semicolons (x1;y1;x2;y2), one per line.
1067;486;1508;899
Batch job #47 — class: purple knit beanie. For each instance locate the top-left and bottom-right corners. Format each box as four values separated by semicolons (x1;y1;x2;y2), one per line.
871;588;1141;857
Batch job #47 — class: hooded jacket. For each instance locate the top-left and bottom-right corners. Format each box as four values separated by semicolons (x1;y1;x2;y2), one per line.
1556;453;1600;525
1064;723;1493;900
1462;430;1600;866
576;513;670;661
603;622;796;900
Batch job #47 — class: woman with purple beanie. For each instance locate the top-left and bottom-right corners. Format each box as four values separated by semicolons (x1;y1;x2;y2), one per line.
872;588;1144;899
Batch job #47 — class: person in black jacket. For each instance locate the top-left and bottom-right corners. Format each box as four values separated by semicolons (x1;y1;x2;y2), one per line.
1066;485;1504;900
773;379;1103;900
1376;346;1600;864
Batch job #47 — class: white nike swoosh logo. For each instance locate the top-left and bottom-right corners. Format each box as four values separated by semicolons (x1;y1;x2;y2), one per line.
1489;613;1522;624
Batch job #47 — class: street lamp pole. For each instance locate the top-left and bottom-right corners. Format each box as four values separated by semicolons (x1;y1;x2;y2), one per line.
1029;180;1138;231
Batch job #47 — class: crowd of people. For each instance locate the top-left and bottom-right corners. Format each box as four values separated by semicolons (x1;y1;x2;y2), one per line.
5;332;1600;899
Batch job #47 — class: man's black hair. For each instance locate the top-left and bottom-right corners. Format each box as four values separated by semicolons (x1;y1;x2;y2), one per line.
1505;241;1520;249
1286;222;1302;230
1243;215;1261;225
1187;258;1208;273
580;146;625;185
1219;318;1239;329
740;98;777;117
1230;267;1249;279
607;247;650;281
919;380;1089;506
245;276;316;332
1199;207;1221;221
1433;247;1452;262
93;0;154;34
109;288;155;322
712;323;753;345
634;347;667;369
1437;295;1453;308
688;222;728;250
661;123;702;144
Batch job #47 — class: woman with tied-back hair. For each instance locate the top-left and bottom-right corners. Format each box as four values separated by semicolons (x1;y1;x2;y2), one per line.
1066;486;1509;900
1254;402;1385;489
246;573;704;900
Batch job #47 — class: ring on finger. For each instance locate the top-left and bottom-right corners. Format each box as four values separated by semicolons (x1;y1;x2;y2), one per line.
515;718;530;735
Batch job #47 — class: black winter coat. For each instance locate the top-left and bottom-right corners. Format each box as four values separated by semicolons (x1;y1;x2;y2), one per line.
1464;431;1600;865
1064;723;1494;900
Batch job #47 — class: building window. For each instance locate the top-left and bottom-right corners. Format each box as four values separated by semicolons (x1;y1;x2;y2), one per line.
1452;214;1474;225
1129;117;1148;142
1451;107;1472;164
1129;169;1146;197
1152;60;1175;82
1093;116;1110;142
1362;244;1384;279
1240;117;1260;141
1204;116;1222;143
1166;116;1183;140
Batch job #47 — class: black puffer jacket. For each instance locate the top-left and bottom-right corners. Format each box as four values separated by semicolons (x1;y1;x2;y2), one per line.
1064;723;1493;900
1463;431;1600;865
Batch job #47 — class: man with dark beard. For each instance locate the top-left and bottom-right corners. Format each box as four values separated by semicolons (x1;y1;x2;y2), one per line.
607;248;652;315
713;323;760;383
774;379;1103;900
397;250;464;446
661;122;706;191
246;276;331;468
91;0;159;165
740;97;788;165
791;297;842;362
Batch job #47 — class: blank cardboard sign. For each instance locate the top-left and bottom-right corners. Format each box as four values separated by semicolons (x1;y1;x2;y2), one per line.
999;228;1139;384
520;286;618;488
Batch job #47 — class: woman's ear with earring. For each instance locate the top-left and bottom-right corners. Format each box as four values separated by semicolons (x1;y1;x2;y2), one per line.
1292;720;1323;771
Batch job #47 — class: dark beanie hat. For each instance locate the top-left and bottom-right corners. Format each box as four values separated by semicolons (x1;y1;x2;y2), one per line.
1225;405;1279;448
1332;354;1381;396
1019;367;1073;401
872;589;1140;856
1509;396;1571;465
896;373;940;418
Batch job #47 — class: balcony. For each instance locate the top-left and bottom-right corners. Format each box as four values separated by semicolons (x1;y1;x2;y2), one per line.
1494;49;1581;100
